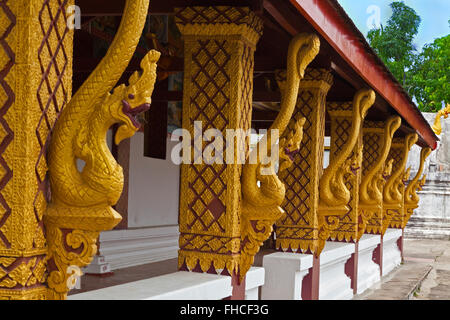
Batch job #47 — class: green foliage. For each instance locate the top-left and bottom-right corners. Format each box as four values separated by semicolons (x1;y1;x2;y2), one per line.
410;35;450;112
367;1;421;86
367;1;449;112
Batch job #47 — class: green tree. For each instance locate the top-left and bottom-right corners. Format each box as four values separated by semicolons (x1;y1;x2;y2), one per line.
410;34;450;112
367;1;421;89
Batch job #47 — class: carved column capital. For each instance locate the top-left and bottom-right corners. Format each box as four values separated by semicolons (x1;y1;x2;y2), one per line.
175;6;263;47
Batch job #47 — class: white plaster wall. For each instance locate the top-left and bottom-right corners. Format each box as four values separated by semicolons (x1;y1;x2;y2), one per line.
404;111;450;238
128;132;180;228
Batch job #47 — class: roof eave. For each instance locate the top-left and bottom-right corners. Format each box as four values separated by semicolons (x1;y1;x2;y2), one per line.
289;0;438;150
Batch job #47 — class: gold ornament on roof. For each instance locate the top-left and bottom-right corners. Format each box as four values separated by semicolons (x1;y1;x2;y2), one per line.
432;104;450;135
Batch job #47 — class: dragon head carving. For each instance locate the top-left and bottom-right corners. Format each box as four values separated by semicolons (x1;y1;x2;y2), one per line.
112;50;161;145
279;117;306;172
382;159;394;179
350;145;363;173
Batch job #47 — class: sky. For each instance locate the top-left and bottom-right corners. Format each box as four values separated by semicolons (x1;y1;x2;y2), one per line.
337;0;449;50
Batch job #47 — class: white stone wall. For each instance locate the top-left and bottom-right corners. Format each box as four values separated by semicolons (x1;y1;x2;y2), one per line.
128;132;180;228
405;112;450;239
92;132;180;272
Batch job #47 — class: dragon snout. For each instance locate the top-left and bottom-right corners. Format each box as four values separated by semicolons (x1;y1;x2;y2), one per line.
121;99;151;129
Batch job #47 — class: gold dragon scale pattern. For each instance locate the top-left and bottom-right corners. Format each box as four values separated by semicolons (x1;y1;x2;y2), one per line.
45;0;160;299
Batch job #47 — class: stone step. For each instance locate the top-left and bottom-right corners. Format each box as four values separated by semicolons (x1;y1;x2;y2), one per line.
405;216;450;240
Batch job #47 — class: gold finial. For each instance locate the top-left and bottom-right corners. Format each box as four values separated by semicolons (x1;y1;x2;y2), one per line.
432;104;450;135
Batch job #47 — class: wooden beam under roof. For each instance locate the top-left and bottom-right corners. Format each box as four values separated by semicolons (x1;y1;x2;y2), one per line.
76;0;263;16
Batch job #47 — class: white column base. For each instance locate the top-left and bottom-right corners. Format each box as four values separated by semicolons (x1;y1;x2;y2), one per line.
319;242;355;300
245;267;265;300
382;228;402;276
69;267;264;300
357;234;381;294
261;252;313;300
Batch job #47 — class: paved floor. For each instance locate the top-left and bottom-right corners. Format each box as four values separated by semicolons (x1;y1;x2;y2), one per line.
356;239;450;300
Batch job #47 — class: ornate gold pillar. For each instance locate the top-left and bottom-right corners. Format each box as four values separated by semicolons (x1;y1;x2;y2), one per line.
324;101;363;243
382;133;418;233
403;147;431;228
275;68;333;255
175;7;263;277
359;117;401;236
317;89;375;252
0;0;73;299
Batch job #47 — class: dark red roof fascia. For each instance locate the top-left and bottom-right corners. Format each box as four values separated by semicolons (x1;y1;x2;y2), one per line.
289;0;438;149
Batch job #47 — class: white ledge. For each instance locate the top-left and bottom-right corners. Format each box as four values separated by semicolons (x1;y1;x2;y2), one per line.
383;228;402;242
69;267;265;300
69;271;232;300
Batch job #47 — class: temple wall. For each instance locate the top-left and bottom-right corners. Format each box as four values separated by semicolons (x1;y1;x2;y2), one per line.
128;132;180;228
405;112;450;239
93;133;180;271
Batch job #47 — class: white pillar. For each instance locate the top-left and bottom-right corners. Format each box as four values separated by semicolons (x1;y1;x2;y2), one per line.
357;234;381;294
319;242;355;300
382;228;402;276
261;252;313;300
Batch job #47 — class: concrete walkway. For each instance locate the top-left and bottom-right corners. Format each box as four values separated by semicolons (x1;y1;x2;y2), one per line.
355;239;450;300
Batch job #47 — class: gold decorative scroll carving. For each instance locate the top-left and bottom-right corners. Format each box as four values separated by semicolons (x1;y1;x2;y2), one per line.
432;104;450;135
45;0;159;300
403;147;431;228
317;89;375;253
382;133;418;233
359;117;401;237
0;0;74;300
240;33;320;279
275;68;333;256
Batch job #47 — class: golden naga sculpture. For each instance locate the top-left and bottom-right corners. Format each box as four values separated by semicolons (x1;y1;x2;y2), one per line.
432;104;450;135
358;116;401;238
317;89;375;250
403;147;432;227
384;134;418;205
44;0;159;299
239;33;320;279
382;133;418;231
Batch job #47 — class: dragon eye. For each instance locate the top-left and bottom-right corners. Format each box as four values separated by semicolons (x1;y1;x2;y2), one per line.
128;94;135;99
